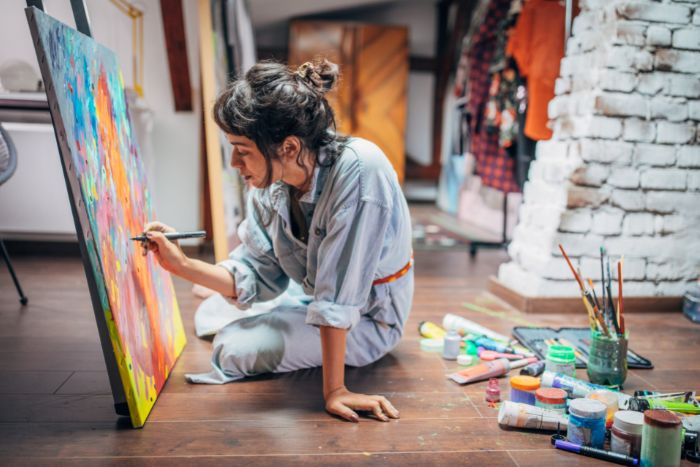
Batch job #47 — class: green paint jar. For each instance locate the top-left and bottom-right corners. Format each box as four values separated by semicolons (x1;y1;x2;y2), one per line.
586;331;628;386
640;409;681;467
545;345;576;378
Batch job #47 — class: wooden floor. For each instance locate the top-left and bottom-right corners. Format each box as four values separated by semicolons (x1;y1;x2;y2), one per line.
1;240;699;465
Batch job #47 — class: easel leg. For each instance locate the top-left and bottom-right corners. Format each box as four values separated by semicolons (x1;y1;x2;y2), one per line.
0;240;28;305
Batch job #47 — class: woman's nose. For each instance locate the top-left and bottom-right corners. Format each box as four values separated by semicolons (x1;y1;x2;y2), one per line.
230;149;242;168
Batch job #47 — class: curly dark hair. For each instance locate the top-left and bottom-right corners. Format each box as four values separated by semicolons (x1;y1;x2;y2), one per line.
213;58;348;191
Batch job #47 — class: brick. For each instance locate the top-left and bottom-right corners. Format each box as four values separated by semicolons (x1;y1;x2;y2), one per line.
572;10;597;35
646;191;700;213
608;167;640;188
581;116;624;139
560;209;593;233
579;257;605;281
694;8;700;26
555;77;571;96
635;143;676;166
567;185;610;208
611;189;646;211
655;214;686;234
640;168;687;190
606;46;653;71
623;118;656;142
622;281;657;296
650;96;688;122
677;146;700;167
536;140;569;160
598;70;637;93
605;235;671;258
621;258;647;281
656;121;695;144
519;204;564;231
548;95;575;119
571;164;609;187
688;172;700;191
614;21;647;47
594;92;647;117
529;253;579;281
591;208;625;235
637;73;666;95
672;27;700;50
655;49;700;73
579;29;602;52
623;213;655;236
690;101;700;120
668;73;700;98
616;2;691;24
572;74;599;93
647;262;693;281
646;25;672;47
553;232;606;257
656;281;693;296
579;140;634;165
523;179;568;207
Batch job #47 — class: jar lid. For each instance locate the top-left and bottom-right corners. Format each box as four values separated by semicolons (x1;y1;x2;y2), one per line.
644;409;681;428
457;354;473;366
546;345;576;363
588;389;620;409
510;375;541;391
536;387;567;404
613;410;644;435
420;338;443;352
569;398;607;419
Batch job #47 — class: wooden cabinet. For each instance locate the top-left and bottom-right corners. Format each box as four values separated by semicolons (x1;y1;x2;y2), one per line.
289;21;408;183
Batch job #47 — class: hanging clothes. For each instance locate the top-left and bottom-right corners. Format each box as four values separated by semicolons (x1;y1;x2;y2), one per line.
467;0;520;194
508;0;577;141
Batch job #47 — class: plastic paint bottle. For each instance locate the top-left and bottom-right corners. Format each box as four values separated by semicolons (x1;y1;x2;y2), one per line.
442;313;511;342
497;400;569;431
588;389;620;428
485;378;501;403
567;398;607;449
610;410;644;459
509;375;540;405
640;409;682;467
418;321;446;339
520;360;546;377
545;345;577;378
442;330;461;360
535;388;568;414
541;371;609;398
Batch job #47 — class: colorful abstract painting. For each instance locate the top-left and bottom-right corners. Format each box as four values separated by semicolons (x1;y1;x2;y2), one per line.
26;8;186;427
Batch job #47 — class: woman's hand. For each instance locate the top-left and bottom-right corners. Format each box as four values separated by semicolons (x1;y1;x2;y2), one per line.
324;386;400;423
141;221;189;275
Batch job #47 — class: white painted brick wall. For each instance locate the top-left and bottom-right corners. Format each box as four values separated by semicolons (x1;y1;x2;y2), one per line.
499;0;700;299
640;168;687;190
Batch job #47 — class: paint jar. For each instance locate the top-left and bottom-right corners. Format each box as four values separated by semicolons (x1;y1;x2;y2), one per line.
442;330;461;360
567;398;607;449
545;345;576;378
485;378;501;403
610;410;644;459
587;389;619;428
640;409;682;467
535;387;567;414
509;375;540;405
419;338;443;353
586;331;628;386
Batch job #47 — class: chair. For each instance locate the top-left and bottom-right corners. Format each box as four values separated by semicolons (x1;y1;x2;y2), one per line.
0;123;28;305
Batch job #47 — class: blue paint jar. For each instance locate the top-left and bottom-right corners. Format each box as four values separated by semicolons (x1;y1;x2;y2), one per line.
567;398;607;449
509;375;540;405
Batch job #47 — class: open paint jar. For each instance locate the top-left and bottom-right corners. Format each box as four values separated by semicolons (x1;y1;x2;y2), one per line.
535;387;567;414
509;375;540;405
545;345;576;378
640;409;682;467
586;331;628;386
587;389;619;428
611;410;644;459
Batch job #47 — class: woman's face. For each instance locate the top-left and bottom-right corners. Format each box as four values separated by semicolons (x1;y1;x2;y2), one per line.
226;134;281;188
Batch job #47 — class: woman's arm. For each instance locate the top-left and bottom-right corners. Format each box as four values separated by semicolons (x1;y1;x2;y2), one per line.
142;222;237;298
321;325;400;423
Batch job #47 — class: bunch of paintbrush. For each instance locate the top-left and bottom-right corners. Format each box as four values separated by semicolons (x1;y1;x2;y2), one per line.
558;244;626;339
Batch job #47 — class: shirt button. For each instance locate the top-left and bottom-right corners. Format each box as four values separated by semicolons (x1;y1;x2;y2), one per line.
315;228;322;236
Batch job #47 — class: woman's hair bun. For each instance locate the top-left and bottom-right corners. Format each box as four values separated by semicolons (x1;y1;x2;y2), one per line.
295;58;339;94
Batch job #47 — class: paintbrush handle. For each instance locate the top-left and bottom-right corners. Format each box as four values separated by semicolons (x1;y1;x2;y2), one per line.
131;230;207;242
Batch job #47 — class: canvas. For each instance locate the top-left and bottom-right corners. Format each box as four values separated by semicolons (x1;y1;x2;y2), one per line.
26;7;186;428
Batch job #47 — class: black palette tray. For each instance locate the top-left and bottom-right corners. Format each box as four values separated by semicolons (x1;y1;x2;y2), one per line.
512;326;653;370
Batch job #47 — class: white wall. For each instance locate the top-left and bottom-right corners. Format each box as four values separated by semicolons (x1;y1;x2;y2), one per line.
0;0;202;241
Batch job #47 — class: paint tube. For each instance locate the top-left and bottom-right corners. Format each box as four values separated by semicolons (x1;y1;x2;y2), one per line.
542;372;613;399
498;400;569;431
448;357;536;385
628;398;700;414
418;321;446;339
442;313;510;343
471;336;514;354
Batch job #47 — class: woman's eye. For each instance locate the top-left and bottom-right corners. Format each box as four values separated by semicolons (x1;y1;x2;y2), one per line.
238;152;249;157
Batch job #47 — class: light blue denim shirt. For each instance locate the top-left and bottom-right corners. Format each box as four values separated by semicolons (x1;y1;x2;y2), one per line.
218;137;413;330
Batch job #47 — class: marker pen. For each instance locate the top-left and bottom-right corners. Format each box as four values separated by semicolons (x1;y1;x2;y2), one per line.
554;438;639;466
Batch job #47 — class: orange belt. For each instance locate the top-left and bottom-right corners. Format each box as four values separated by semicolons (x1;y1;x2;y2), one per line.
372;254;414;286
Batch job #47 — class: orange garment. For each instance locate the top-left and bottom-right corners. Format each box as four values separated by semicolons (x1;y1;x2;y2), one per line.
508;0;578;140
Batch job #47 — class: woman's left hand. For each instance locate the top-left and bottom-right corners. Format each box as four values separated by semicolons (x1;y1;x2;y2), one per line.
325;386;400;422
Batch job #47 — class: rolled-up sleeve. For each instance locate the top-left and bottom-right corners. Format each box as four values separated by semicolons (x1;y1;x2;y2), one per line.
218;216;289;309
306;199;391;330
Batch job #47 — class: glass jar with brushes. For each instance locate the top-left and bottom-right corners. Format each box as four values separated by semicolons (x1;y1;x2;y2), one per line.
586;330;628;386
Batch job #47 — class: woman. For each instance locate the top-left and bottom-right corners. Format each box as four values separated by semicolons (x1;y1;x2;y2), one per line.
143;59;413;423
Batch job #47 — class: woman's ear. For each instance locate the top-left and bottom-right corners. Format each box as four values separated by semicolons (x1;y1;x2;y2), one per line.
278;136;302;161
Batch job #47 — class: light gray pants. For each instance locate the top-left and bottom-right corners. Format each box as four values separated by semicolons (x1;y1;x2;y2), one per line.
186;272;413;384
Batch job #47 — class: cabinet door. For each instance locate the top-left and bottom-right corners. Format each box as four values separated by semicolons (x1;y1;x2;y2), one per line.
353;25;408;183
288;21;355;136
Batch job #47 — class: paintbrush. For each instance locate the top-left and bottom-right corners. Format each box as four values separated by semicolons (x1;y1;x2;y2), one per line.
559;244;597;331
579;268;599;331
587;278;602;311
606;256;616;331
600;246;606;315
618;258;625;335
